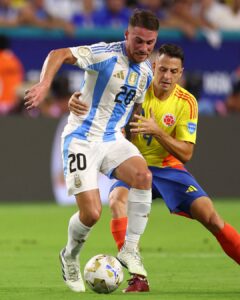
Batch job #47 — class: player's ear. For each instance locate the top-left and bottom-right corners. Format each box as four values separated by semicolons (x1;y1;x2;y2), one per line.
179;67;184;78
125;30;129;40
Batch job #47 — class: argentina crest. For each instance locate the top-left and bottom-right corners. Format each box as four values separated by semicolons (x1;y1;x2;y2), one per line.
128;71;139;86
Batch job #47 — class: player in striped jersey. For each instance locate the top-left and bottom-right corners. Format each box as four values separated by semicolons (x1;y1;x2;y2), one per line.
24;10;159;293
70;43;240;292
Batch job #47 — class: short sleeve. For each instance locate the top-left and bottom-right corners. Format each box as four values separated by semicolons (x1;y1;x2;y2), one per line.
175;98;198;144
70;42;108;70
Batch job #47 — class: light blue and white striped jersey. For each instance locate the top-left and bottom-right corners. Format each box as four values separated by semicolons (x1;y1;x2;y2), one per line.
62;41;153;142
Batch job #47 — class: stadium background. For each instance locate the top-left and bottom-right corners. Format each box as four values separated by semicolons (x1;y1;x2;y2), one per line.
1;2;240;299
1;28;240;202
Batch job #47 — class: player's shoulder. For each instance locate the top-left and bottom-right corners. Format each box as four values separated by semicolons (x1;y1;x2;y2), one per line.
174;84;198;118
174;84;197;105
89;41;124;55
71;41;124;57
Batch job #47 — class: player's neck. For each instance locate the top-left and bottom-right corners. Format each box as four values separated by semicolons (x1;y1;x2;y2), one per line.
153;84;175;101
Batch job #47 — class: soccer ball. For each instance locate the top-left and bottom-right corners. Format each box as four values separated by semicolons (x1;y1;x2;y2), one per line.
84;254;124;294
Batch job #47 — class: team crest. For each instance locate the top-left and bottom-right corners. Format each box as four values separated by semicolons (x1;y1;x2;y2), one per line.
187;122;197;134
77;46;91;57
162;113;176;127
128;71;138;86
74;173;82;188
139;75;147;90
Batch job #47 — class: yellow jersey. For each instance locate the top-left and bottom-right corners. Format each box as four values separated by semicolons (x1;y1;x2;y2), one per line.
133;83;198;168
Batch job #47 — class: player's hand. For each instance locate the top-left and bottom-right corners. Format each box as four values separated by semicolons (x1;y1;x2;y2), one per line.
24;82;49;110
68;92;89;116
130;108;159;135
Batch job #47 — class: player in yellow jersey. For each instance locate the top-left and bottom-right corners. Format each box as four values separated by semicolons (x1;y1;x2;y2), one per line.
68;44;240;293
132;78;198;170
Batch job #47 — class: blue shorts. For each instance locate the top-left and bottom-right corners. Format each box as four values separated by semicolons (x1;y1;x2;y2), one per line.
110;166;208;217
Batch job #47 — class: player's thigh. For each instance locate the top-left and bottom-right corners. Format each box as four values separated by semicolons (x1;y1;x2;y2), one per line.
101;138;147;183
61;138;102;195
149;166;208;216
115;156;151;185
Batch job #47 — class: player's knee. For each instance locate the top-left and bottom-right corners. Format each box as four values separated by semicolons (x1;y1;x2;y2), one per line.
81;208;102;226
209;212;223;230
201;211;223;232
91;208;102;224
133;169;152;189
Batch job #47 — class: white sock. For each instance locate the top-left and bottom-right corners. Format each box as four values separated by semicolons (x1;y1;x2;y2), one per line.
125;188;152;251
65;212;91;258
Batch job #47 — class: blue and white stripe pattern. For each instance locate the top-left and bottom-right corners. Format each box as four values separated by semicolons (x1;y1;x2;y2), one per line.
62;41;153;143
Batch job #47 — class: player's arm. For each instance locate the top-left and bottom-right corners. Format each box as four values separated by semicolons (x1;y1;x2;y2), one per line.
130;108;194;163
24;48;76;110
125;103;142;141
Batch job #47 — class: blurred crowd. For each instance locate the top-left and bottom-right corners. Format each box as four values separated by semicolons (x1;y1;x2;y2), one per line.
0;0;240;117
0;0;240;35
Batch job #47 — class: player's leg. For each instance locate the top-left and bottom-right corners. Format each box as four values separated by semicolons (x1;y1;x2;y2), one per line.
60;138;102;292
65;189;102;257
114;156;152;277
156;165;240;265
109;183;150;293
190;196;240;264
109;182;129;251
60;190;102;293
113;157;151;292
102;140;152;277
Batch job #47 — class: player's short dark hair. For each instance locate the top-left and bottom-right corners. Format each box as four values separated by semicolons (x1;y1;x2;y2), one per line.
158;44;184;65
129;9;159;32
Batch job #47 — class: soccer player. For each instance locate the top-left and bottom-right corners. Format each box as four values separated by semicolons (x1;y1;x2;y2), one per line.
24;9;159;293
69;44;240;292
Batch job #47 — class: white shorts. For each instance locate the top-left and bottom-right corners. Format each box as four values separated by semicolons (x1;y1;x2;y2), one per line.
61;136;142;195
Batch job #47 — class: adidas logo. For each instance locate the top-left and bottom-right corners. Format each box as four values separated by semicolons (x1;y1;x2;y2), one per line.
186;185;198;193
113;70;125;80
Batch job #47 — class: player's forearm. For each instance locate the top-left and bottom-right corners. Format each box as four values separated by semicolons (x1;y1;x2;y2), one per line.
153;129;193;164
40;48;75;87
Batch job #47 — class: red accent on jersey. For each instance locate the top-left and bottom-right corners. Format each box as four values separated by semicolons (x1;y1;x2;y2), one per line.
162;154;182;167
173;211;192;219
174;89;197;119
171;164;187;171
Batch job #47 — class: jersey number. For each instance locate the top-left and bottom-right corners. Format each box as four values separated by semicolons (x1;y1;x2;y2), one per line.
114;86;136;105
143;134;153;146
141;109;153;146
68;153;87;173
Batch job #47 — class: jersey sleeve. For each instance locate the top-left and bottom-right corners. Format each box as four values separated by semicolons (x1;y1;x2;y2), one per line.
175;97;198;144
70;42;109;71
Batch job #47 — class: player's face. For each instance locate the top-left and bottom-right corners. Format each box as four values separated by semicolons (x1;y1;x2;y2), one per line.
153;54;183;92
125;26;158;63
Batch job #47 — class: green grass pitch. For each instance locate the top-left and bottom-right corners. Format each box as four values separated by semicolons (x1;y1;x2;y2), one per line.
0;199;239;300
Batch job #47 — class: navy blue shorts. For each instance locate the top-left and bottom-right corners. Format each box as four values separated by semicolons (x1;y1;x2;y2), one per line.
110;166;208;217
